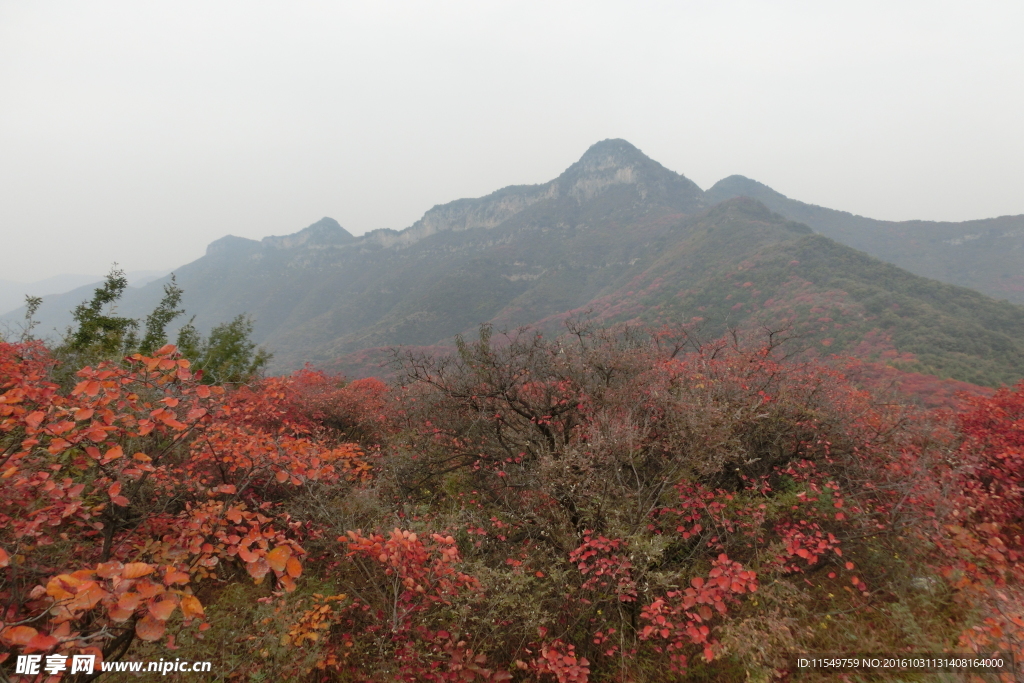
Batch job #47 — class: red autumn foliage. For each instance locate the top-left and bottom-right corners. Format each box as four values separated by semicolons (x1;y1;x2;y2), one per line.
0;341;367;672
3;326;1024;681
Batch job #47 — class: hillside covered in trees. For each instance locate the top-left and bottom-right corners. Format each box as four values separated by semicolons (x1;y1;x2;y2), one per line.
4;139;1024;681
3;314;1024;681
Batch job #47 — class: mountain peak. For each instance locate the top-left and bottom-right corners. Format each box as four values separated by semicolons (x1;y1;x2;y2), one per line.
577;138;648;165
705;175;787;206
206;234;260;257
262;217;355;249
557;138;705;207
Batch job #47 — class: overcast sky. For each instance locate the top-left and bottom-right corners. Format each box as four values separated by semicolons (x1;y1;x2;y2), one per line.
2;0;1022;282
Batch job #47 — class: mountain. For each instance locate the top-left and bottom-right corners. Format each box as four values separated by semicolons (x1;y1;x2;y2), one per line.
706;175;1024;304
0;274;103;316
8;140;1024;388
0;270;170;327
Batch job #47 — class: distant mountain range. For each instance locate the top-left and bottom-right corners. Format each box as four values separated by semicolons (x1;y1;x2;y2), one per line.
7;140;1024;388
706;177;1024;304
0;271;170;317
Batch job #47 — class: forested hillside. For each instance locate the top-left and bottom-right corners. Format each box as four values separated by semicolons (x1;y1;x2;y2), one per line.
707;175;1024;304
3;326;1024;681
5;139;1024;681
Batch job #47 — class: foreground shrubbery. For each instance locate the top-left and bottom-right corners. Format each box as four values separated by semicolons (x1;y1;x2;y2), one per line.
2;324;1023;681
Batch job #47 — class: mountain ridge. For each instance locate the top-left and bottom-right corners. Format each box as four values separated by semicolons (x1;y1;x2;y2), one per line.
6;140;1024;389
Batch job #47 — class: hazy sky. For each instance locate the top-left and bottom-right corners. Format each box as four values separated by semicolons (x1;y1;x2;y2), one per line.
2;1;1022;282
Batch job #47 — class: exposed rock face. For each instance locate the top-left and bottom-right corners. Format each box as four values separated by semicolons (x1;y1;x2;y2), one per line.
555;138;704;207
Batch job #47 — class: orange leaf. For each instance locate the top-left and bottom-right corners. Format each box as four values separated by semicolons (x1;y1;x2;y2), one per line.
163;570;190;586
149;599;177;621
237;546;258;563
25;411;45;429
96;561;123;578
117;592;141;611
266;546;292;572
26;632;59;652
275;470;289;483
180;595;204;620
286;556;302;578
108;605;134;622
134;580;165;599
122;562;155;579
136;614;166;642
69;583;107;612
247;558;270;584
102;445;124;463
0;547;8;568
1;626;39;646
